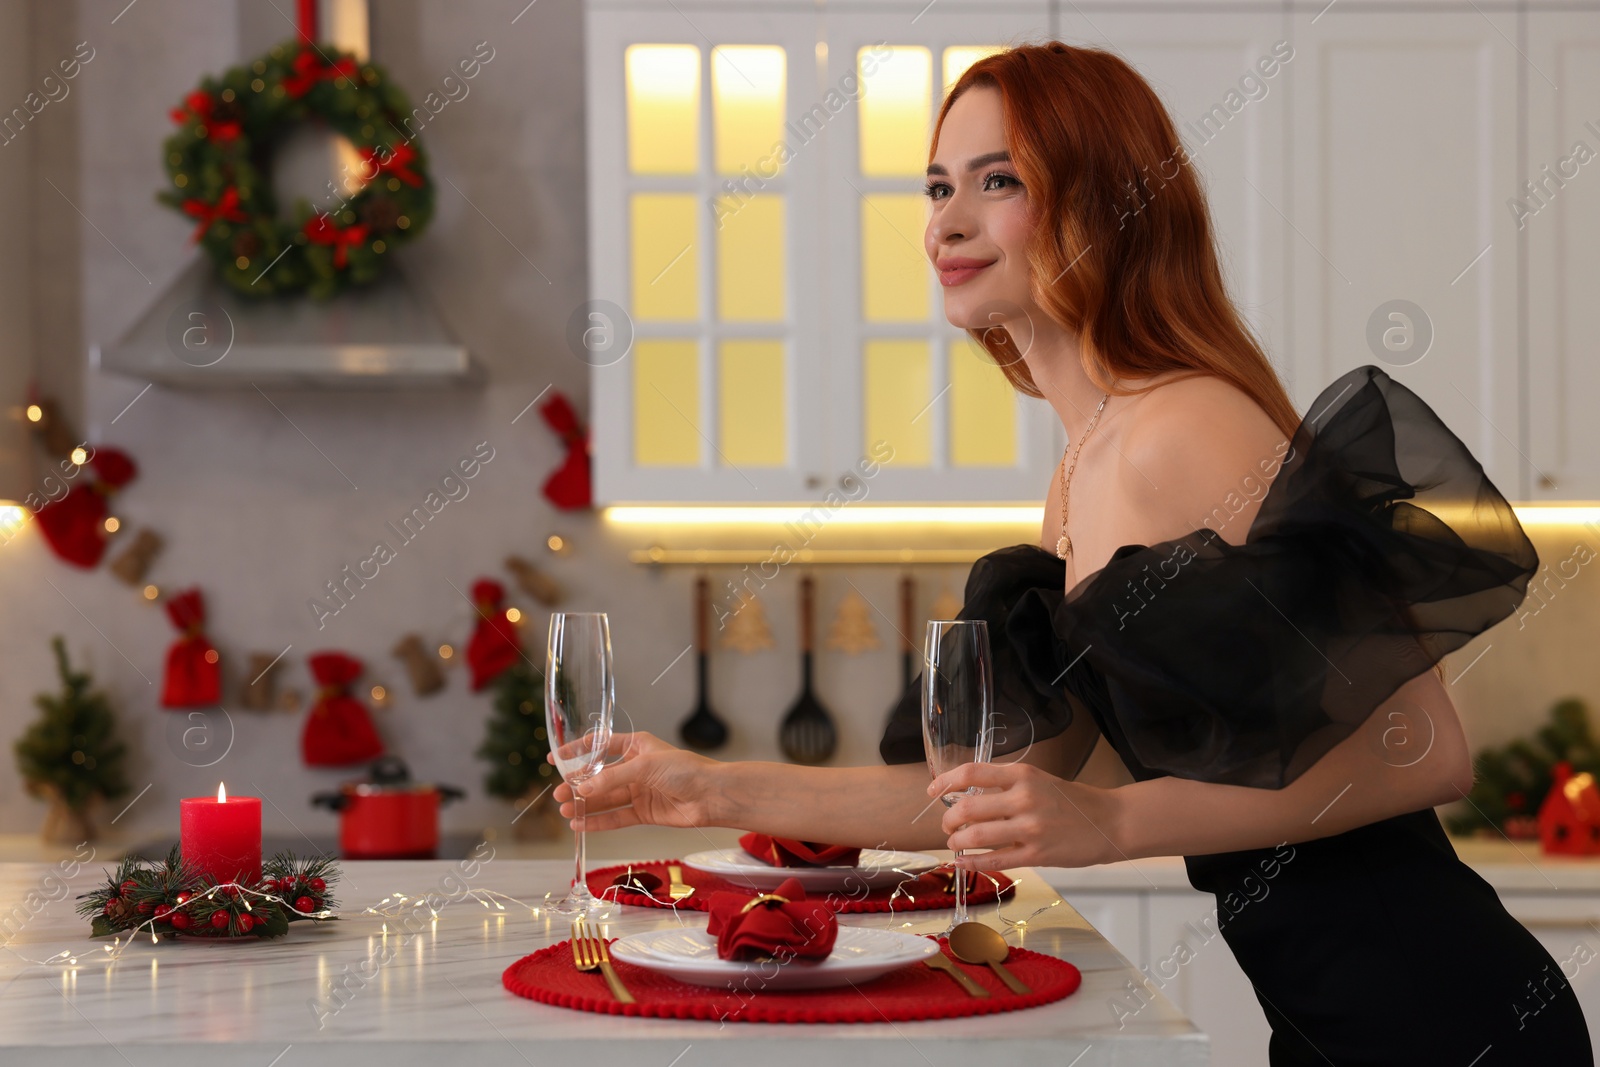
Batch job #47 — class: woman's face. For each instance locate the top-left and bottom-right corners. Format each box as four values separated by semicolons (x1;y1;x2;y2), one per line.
924;86;1036;333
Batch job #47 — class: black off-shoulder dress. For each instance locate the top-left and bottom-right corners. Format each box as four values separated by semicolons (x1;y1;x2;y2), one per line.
880;365;1593;1065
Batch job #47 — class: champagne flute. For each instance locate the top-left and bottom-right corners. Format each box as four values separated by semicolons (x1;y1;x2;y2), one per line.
921;619;995;933
546;612;615;915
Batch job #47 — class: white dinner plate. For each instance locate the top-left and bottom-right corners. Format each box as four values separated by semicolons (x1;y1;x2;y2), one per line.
681;848;940;891
609;925;940;990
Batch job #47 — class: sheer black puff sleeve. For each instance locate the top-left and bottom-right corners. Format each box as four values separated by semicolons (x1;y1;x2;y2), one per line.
878;545;1101;774
1002;363;1539;790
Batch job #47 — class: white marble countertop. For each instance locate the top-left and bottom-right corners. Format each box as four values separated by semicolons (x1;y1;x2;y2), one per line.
0;856;1208;1067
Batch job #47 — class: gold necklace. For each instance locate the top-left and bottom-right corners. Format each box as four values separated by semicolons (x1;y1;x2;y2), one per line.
1056;392;1109;560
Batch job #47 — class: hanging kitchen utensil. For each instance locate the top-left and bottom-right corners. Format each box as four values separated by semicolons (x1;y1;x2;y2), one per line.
779;574;837;764
679;575;730;751
898;573;916;690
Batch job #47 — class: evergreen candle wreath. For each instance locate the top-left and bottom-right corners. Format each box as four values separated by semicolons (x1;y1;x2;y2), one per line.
78;847;340;944
159;39;435;299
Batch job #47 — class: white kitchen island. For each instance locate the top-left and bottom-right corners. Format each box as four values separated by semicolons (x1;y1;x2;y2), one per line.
0;856;1207;1066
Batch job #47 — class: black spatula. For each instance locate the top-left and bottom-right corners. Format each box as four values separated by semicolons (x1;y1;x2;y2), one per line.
678;576;729;751
779;574;837;764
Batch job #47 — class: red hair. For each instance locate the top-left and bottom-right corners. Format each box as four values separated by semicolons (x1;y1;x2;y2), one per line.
934;43;1300;438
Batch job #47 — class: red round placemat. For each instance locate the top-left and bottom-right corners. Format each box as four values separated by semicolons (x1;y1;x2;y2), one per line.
586;859;1014;913
502;936;1080;1022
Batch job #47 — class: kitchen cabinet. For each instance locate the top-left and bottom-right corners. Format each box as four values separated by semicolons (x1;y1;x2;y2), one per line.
587;1;1600;506
1044;838;1600;1066
1285;4;1523;496
1525;12;1600;501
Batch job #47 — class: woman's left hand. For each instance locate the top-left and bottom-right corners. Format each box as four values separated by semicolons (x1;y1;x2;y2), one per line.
928;762;1124;870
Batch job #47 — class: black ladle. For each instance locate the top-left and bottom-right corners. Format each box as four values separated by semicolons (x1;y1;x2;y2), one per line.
678;575;729;751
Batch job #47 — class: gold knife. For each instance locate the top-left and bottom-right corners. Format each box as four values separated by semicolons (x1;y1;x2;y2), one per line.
924;951;990;998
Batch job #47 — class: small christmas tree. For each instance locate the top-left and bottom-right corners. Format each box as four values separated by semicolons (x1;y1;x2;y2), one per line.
1446;697;1600;837
15;637;130;842
826;589;881;654
475;660;558;837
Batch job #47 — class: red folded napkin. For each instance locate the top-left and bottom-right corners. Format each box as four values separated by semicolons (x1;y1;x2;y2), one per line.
706;876;838;962
738;832;861;868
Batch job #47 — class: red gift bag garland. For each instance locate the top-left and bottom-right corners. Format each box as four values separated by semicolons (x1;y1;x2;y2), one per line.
466;579;521;691
160;588;221;708
35;447;138;568
301;652;384;767
539;392;591;510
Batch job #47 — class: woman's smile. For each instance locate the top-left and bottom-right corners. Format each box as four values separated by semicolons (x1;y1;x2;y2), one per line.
936;256;996;286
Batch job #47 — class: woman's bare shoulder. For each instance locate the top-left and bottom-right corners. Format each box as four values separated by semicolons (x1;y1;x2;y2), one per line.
1115;372;1291;545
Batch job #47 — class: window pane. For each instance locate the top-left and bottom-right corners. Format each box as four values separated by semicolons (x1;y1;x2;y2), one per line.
942;46;1004;96
634;339;702;466
861;195;929;322
716;194;785;322
864;339;931;466
712;45;786;176
631;193;699;321
626;44;700;175
858;46;931;177
719;339;787;466
950;338;1017;467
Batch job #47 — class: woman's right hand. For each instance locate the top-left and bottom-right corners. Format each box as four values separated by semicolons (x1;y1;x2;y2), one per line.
548;731;718;832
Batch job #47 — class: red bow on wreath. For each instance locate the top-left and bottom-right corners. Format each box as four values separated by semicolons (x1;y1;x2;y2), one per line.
301;652;384;767
283;48;359;99
35;448;137;569
539;392;592;510
183;187;248;244
169;91;241;141
303;214;369;269
161;588;222;708
466;579;522;691
360;143;424;188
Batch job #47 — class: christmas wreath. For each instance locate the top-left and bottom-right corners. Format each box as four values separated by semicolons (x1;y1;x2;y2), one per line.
78;848;340;941
159;39;434;299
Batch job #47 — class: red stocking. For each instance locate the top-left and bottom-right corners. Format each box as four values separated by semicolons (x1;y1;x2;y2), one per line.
34;448;138;567
301;652;384;767
467;578;522;691
161;588;221;708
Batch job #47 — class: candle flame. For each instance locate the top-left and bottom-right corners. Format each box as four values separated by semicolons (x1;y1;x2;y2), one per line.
217;782;227;803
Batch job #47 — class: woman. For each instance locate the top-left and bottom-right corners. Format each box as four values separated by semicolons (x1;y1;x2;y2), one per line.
561;43;1592;1064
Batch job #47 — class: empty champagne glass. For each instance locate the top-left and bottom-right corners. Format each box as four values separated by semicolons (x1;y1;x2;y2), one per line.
546;612;615;914
921;619;995;933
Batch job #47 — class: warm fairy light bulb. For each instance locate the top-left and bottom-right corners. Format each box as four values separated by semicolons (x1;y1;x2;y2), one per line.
505;608;522;624
143;585;159;600
438;644;453;660
69;447;88;465
103;517;120;533
546;534;565;553
370;685;386;702
203;649;219;664
217;782;227;803
25;404;42;422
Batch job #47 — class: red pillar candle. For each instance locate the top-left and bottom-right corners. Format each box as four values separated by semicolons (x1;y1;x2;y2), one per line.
180;783;262;886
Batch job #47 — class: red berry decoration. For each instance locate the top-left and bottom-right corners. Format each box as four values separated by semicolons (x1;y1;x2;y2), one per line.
210;910;231;930
120;880;137;894
236;913;254;933
169;912;192;931
223;885;240;898
309;877;326;893
154;904;173;922
174;891;192;906
294;896;316;914
102;900;115;915
137;901;156;914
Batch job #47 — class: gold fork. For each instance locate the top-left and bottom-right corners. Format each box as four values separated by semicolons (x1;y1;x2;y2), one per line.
571;917;635;1004
666;864;695;903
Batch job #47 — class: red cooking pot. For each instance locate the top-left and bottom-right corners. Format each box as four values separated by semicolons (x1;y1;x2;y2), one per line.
312;756;465;859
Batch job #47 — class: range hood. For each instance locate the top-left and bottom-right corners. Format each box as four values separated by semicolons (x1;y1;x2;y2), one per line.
92;257;480;390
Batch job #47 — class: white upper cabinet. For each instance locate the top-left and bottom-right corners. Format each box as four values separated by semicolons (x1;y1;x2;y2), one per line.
587;1;1589;506
1285;6;1522;496
1526;12;1600;501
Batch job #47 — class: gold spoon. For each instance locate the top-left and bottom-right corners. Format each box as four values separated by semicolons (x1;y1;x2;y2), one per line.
948;922;1031;995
